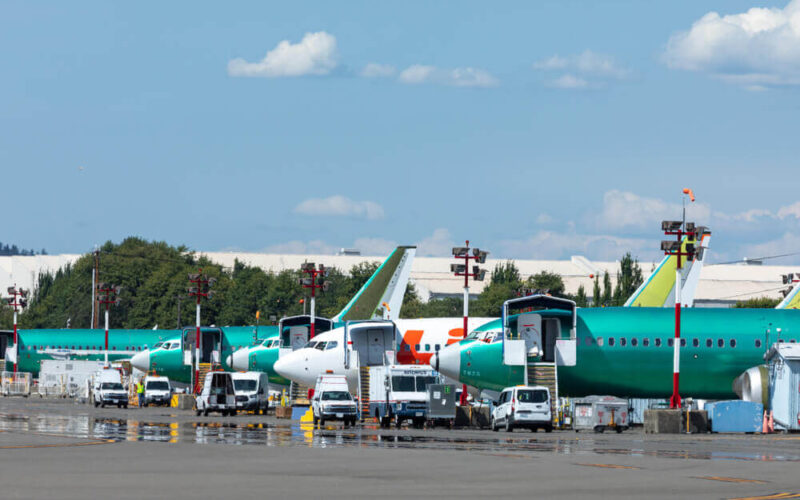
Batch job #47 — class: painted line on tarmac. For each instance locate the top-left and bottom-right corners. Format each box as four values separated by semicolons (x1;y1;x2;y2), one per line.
695;476;766;484
574;463;641;470
0;439;115;450
729;493;800;500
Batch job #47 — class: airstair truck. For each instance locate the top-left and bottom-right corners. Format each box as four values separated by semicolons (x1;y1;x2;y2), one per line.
369;364;440;429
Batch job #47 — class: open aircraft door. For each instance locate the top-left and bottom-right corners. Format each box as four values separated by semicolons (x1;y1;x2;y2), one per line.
502;295;577;368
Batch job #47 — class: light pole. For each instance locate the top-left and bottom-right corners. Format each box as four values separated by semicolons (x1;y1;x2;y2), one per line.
299;262;329;339
188;270;216;394
661;188;698;409
451;241;488;405
4;285;28;374
97;283;121;367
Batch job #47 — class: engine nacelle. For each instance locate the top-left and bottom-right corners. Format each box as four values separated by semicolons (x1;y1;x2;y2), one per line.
732;365;769;407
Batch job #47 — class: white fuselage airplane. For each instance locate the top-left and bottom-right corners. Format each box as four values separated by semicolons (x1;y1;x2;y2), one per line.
273;317;494;392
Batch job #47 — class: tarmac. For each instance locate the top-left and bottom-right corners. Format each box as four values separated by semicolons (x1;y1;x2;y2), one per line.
1;397;800;499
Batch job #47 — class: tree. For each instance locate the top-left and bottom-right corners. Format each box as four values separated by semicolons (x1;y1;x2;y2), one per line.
526;271;566;298
575;285;588;307
592;275;601;307
612;253;644;306
733;297;781;308
471;261;523;317
601;271;612;307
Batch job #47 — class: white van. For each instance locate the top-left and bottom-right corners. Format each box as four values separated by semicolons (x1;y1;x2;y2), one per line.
143;376;172;407
491;386;552;433
231;372;270;414
195;371;237;416
311;374;358;426
93;368;128;408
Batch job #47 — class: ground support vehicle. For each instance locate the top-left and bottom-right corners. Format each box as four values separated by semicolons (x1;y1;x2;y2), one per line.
311;374;358;426
426;383;456;428
232;372;270;414
572;395;629;433
195;371;237;416
369;365;440;429
92;368;128;408
143;375;172;407
491;386;552;433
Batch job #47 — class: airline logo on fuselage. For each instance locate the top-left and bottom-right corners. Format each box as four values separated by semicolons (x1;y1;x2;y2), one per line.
396;328;464;364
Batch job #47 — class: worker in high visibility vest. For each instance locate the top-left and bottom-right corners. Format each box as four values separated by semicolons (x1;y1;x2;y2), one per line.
136;380;145;408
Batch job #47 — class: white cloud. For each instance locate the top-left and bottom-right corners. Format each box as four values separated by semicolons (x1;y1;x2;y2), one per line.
664;1;800;86
596;190;712;230
415;228;455;256
498;231;655;262
361;63;396;78
228;31;338;78
397;65;498;87
739;232;800;262
777;201;800;219
294;195;385;220
352;237;398;256
398;65;436;84
534;50;631;89
262;240;337;255
548;74;589;89
536;213;554;224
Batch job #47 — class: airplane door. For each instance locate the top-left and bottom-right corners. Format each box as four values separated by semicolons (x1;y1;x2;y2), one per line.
367;330;385;366
290;326;309;351
518;313;543;357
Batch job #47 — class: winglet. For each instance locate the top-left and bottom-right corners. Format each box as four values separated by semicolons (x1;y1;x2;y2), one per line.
333;246;416;322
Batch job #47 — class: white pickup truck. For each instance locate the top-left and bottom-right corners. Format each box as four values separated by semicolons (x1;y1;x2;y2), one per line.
311;374;358;426
93;368;128;408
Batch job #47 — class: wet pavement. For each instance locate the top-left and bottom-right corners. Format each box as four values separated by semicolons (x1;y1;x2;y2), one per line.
2;397;800;499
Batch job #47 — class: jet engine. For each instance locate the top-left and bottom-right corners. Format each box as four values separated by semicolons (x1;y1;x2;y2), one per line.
732;365;769;407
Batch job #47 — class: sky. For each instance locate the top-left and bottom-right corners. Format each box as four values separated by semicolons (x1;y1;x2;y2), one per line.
3;1;800;265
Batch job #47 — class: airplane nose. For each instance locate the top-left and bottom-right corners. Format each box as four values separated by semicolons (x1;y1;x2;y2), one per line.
435;345;461;381
274;352;308;385
231;348;250;371
130;350;150;372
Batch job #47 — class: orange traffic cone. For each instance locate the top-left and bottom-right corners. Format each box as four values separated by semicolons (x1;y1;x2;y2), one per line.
762;410;768;434
768;411;775;433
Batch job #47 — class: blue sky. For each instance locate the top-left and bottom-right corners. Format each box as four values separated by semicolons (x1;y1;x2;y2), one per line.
3;1;800;264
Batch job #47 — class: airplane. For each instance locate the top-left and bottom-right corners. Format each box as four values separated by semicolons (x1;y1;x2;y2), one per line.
776;274;800;309
132;246;417;385
431;293;800;403
272;317;495;393
271;231;713;390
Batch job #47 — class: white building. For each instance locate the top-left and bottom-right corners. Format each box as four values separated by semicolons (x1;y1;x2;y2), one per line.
1;252;795;307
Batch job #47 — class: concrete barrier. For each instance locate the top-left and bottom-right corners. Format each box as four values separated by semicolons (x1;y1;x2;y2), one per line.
170;394;194;410
455;406;491;429
644;409;682;433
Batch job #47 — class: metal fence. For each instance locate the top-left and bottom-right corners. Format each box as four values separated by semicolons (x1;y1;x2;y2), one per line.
1;371;32;396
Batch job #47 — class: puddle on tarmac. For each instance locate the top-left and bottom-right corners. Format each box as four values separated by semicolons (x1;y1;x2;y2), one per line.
0;411;798;462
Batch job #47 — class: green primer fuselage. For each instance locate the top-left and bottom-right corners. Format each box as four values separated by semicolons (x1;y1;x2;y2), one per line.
8;328;179;375
456;307;798;399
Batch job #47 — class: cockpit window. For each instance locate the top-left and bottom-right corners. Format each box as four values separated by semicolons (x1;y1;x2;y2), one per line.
154;342;164;349
325;341;338;350
305;341;318;349
314;341;327;350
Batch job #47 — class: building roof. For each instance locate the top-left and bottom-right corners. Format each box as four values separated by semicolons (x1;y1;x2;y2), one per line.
0;252;796;305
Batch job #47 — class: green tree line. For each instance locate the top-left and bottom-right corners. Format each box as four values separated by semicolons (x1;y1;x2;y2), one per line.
1;238;663;330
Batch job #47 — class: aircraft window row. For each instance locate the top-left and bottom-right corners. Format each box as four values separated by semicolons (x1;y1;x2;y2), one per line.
592;337;768;348
411;344;442;352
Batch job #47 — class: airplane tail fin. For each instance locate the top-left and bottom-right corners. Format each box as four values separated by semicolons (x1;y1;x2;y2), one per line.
625;228;711;307
333;246;416;322
776;279;800;309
